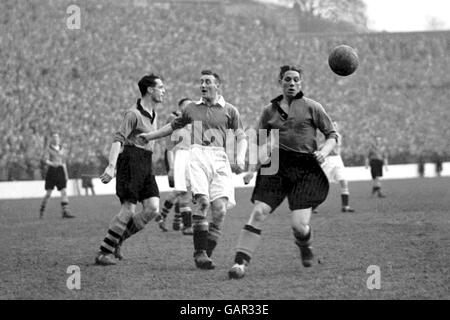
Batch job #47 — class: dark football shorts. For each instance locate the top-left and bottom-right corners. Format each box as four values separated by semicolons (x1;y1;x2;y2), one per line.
370;159;383;179
116;145;159;204
45;166;67;191
251;149;329;211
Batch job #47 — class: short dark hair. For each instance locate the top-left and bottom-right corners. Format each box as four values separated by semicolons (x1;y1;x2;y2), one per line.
178;97;191;107
279;65;303;80
201;69;221;84
138;73;162;97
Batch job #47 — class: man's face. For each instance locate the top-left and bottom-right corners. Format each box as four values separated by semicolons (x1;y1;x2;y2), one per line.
200;75;219;101
149;79;165;103
280;70;302;98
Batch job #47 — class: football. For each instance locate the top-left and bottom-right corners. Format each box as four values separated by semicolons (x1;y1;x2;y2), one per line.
328;45;359;76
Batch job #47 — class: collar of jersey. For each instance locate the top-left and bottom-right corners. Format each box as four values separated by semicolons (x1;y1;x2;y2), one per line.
196;95;226;108
136;99;156;123
270;91;304;105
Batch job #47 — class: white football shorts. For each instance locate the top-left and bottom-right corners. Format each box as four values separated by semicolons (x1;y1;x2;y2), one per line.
188;145;235;209
173;148;190;192
321;155;346;183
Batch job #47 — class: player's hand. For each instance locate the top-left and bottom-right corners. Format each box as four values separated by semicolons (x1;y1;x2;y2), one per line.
243;171;255;185
314;150;326;164
232;161;245;175
100;164;115;184
137;133;151;144
168;168;174;188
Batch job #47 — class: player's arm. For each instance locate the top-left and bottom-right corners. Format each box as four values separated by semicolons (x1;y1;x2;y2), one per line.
139;123;174;143
62;163;69;181
231;108;248;172
312;104;337;163
100;111;135;184
100;141;121;184
383;150;389;171
140;109;191;143
43;147;57;167
242;108;272;183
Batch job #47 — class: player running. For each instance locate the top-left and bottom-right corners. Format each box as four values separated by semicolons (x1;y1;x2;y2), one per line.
228;65;338;279
95;74;164;266
139;70;247;270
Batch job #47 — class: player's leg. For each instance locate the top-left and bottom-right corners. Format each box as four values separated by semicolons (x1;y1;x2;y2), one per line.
228;201;272;279
39;189;52;218
229;165;286;279
291;208;314;267
370;160;385;197
156;191;178;232
288;154;329;267
207;197;228;258
115;196;160;260
192;194;214;269
339;179;354;212
117;170;160;252
187;147;215;269
60;188;75;218
54;167;74;218
172;196;183;231
178;192;193;235
96;201;135;265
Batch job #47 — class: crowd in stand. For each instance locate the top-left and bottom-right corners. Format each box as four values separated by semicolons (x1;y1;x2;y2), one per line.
1;0;449;181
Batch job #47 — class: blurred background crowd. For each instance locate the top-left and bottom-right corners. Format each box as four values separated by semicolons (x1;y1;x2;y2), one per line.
1;0;449;181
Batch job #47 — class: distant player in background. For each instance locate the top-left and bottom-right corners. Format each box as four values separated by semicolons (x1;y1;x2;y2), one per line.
156;97;194;235
315;121;355;213
95;74;164;266
81;153;97;196
39;132;75;219
365;136;389;198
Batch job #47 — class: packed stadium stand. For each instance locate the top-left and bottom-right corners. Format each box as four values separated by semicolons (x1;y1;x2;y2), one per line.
1;0;449;180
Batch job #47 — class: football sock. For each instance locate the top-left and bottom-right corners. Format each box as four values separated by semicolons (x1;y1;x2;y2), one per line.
206;223;222;257
180;206;192;228
192;215;209;253
173;202;182;230
293;226;312;247
234;224;262;264
341;194;349;207
61;201;70;214
157;200;173;222
100;216;127;254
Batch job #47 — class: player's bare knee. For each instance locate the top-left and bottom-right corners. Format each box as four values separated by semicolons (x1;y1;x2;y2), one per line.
249;205;269;224
196;196;210;212
292;223;310;238
142;204;159;223
211;200;226;221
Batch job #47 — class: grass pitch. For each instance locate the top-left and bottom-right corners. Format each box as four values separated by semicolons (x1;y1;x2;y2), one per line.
0;178;449;300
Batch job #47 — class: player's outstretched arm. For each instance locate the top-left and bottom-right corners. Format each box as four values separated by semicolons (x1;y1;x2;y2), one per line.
100;141;121;184
139;123;174;143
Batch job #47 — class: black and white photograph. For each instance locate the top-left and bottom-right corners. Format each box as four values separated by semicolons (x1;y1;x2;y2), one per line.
0;0;449;307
